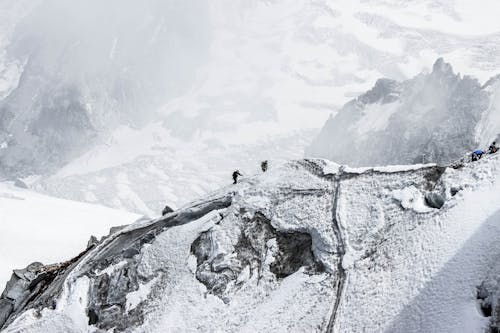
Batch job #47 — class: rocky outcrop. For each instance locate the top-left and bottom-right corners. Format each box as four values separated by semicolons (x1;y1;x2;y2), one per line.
191;212;324;300
477;272;500;332
0;195;232;331
161;205;174;216
0;249;94;329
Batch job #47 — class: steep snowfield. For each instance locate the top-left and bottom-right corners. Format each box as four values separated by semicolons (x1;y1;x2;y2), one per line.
2;155;500;332
0;182;140;290
334;157;500;332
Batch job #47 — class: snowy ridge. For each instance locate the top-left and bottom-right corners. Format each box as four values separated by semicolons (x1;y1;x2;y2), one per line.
2;154;500;332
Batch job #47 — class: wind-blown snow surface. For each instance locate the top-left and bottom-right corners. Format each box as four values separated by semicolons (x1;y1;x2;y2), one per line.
2;155;500;332
307;59;500;167
0;182;139;290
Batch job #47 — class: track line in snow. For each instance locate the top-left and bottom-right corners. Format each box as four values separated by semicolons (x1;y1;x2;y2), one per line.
326;166;347;333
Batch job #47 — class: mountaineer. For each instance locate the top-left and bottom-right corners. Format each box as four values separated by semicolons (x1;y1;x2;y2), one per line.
471;149;485;162
261;160;268;172
488;141;498;154
232;170;242;184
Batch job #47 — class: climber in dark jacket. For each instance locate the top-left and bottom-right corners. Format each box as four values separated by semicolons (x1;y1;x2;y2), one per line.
261;160;268;172
471;149;485;161
488;141;498;154
232;170;242;184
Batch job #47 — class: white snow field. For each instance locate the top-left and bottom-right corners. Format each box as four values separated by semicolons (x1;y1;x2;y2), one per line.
2;154;500;332
0;182;140;290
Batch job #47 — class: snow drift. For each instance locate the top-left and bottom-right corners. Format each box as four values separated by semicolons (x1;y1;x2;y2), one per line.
2;154;500;332
307;58;500;167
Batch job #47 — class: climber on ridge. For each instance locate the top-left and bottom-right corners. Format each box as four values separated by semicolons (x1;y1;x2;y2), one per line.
488;141;498;154
261;160;268;172
471;149;485;162
232;170;242;184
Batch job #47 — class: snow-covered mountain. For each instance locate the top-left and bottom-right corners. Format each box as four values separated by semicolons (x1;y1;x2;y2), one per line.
2;155;500;332
0;181;139;291
307;58;500;166
0;0;499;216
2;0;500;178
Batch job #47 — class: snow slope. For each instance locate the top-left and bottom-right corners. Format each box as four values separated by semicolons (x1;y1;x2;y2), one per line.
2;154;500;332
0;182;140;290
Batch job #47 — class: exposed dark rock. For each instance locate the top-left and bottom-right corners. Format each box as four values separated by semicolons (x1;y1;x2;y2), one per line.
0;262;56;328
191;212;323;299
87;308;99;325
66;195;232;332
450;186;461;196
477;279;500;332
81;196;231;331
423;166;446;190
122;248;140;258
270;231;320;278
85;264;143;332
108;225;128;236
0;299;13;327
0;244;103;329
87;235;99;249
424;192;446;209
162;205;174;216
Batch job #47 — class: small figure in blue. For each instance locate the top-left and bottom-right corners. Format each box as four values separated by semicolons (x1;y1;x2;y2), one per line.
471;149;485;162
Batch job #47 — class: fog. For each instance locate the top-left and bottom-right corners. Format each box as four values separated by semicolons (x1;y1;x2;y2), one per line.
6;0;211;125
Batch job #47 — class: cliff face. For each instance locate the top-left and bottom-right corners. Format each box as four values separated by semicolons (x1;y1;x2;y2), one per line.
2;155;500;332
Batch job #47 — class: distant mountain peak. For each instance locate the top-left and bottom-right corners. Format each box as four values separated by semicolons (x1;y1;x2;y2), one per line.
432;57;455;77
307;58;498;167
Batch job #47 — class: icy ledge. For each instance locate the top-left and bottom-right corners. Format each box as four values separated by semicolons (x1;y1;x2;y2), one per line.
2;155;500;332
